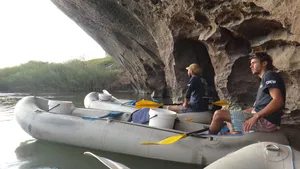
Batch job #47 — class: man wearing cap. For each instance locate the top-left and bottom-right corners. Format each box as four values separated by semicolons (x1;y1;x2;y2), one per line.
167;63;209;113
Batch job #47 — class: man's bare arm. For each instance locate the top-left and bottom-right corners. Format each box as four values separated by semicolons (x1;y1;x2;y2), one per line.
256;88;284;118
243;88;284;131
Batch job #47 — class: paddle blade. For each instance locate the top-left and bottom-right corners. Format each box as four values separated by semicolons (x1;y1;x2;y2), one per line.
212;100;230;106
102;90;110;95
185;117;194;122
135;100;163;109
84;152;130;169
102;90;124;104
140;134;187;145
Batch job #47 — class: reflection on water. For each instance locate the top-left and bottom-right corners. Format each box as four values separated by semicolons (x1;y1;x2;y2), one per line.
0;92;196;169
15;140;103;169
14;140;198;169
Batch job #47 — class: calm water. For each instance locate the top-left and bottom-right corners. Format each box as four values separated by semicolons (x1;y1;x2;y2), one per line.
0;92;199;169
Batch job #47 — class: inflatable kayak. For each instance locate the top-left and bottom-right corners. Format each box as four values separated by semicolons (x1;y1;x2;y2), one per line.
205;142;299;169
84;92;213;124
15;96;289;165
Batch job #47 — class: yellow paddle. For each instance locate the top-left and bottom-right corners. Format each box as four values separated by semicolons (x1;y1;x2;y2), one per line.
140;128;209;145
135;100;163;109
135;99;230;109
212;100;230;106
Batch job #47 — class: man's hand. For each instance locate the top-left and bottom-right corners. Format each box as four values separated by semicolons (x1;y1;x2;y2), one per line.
243;114;259;132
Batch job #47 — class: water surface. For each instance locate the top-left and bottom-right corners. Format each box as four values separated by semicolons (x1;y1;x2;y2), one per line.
0;92;198;169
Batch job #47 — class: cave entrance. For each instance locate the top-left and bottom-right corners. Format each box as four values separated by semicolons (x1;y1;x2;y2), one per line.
173;39;216;98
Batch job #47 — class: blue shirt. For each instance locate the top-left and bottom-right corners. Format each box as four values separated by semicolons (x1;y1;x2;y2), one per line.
254;71;286;126
185;75;208;112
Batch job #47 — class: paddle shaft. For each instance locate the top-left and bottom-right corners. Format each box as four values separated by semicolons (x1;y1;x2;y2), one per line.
186;128;209;136
48;104;60;112
102;90;124;104
112;96;124;104
84;152;130;169
140;127;210;145
164;103;182;106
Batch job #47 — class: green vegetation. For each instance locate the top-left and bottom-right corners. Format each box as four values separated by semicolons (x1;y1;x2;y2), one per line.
0;57;125;92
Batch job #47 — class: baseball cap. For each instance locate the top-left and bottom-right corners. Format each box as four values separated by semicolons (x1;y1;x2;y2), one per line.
186;63;201;75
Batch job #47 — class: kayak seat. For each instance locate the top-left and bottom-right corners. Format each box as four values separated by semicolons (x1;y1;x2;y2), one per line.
127;108;150;124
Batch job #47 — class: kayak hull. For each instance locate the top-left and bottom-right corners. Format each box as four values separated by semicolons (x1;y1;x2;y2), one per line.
84;92;213;124
205;142;300;169
15;96;289;165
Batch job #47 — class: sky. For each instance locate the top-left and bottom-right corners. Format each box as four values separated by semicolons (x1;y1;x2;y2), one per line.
0;0;106;68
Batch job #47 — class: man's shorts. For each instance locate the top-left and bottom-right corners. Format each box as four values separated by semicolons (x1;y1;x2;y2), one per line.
230;111;278;132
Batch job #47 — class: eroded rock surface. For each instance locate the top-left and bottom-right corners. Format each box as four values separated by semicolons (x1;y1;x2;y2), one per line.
50;0;300;124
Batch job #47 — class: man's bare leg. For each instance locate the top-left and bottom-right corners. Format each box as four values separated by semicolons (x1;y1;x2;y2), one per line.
166;105;183;111
209;110;231;134
219;122;242;135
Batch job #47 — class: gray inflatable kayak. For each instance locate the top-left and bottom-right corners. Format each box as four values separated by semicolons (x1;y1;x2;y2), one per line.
205;142;299;169
15;96;289;165
84;92;213;124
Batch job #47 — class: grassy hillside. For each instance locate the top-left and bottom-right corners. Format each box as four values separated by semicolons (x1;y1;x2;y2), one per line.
0;57;131;92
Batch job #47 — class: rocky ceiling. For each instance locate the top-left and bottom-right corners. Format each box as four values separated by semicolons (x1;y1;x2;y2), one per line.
50;0;300;124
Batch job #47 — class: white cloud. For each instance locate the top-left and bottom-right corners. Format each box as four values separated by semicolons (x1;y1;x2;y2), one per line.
0;0;105;68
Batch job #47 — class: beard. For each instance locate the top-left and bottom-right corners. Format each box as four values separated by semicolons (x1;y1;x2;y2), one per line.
251;68;261;75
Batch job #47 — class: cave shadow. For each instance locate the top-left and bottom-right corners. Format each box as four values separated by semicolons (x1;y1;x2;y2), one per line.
173;39;219;107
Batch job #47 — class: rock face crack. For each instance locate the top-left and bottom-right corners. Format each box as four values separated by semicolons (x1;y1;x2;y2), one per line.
51;0;300;124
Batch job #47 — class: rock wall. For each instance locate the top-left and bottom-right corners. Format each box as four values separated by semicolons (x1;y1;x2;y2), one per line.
50;0;300;124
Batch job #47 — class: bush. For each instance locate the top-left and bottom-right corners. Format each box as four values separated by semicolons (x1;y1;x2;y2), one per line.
0;57;124;92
